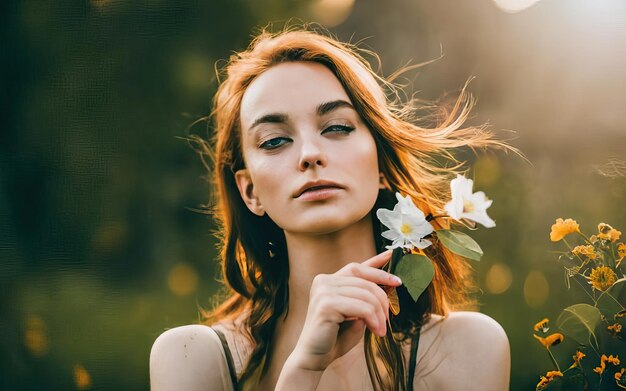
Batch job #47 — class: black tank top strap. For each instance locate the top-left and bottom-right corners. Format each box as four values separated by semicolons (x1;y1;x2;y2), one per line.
211;326;238;390
407;324;422;391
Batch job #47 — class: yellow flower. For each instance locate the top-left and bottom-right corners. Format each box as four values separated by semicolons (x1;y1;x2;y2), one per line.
572;245;598;260
569;351;585;369
595;355;607;375
588;266;617;291
533;318;549;332
536;371;563;390
550;218;580;242
533;333;564;349
609;355;621;366
616;368;626;390
598;223;621;242
594;355;621;375
609;323;623;337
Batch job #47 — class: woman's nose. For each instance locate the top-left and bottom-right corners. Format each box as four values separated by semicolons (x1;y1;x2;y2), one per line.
298;138;327;171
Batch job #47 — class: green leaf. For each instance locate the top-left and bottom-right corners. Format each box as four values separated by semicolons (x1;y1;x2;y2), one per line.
556;304;602;351
394;254;434;302
435;229;483;261
597;277;626;321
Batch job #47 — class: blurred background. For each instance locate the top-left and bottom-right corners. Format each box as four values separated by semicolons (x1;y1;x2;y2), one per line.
2;0;625;389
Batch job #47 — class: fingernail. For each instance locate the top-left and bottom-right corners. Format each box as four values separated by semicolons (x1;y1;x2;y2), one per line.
391;275;402;285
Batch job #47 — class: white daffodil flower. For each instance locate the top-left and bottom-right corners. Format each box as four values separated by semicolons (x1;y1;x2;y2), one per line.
376;192;434;250
444;174;495;228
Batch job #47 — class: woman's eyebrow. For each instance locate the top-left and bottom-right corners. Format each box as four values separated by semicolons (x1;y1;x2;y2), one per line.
249;113;289;131
317;99;354;116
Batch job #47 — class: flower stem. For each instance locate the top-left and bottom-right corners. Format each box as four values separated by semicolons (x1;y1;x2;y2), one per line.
576;230;592;245
563;237;573;252
572;273;596;303
547;348;561;372
610;244;617;268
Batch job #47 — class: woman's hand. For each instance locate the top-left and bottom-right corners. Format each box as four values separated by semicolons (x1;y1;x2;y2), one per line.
288;249;401;371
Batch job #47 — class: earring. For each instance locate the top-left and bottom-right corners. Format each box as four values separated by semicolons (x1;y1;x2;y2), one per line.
268;241;276;259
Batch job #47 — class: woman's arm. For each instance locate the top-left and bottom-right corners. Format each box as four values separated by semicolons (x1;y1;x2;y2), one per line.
149;325;234;391
413;311;510;391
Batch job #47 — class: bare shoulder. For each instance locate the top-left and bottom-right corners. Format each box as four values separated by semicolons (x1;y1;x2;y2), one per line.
149;324;233;391
439;311;509;348
412;311;510;391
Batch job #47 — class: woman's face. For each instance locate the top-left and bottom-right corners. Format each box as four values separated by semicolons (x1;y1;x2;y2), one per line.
235;61;381;234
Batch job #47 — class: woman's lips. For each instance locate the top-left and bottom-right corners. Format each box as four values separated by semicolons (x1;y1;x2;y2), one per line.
296;186;343;201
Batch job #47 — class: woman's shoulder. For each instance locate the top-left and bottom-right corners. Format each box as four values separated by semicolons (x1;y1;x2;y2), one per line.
410;311;510;391
149;324;235;391
416;311;509;350
433;311;508;343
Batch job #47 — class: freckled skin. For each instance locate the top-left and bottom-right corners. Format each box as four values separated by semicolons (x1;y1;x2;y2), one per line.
236;62;380;235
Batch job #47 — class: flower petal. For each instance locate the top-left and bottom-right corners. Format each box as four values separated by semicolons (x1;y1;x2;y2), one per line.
376;209;401;231
444;199;462;220
446;176;495;228
381;229;398;241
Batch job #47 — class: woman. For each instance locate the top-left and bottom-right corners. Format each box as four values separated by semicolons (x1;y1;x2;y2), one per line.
150;26;511;391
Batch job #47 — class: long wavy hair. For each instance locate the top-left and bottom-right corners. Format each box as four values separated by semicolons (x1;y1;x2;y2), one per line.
193;25;512;390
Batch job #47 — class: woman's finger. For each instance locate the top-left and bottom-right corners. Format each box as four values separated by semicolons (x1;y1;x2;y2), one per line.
332;284;388;334
337;259;401;287
328;297;385;337
328;276;389;315
362;249;393;268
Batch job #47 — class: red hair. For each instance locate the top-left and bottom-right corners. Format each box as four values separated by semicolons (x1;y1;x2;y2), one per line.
191;25;513;390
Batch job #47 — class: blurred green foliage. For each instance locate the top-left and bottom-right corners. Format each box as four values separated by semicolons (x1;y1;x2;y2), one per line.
2;0;625;390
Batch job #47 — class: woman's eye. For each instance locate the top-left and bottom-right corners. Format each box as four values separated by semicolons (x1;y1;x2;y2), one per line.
259;137;290;150
322;124;355;134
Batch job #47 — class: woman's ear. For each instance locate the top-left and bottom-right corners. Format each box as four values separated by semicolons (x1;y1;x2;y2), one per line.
234;169;265;216
379;172;391;190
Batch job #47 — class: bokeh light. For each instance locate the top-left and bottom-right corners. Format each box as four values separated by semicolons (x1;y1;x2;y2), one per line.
485;262;514;295
492;0;542;13
74;364;92;390
167;262;199;297
23;316;48;357
309;0;355;27
523;271;550;308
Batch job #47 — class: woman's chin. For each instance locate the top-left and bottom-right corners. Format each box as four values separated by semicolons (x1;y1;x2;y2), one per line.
283;210;373;236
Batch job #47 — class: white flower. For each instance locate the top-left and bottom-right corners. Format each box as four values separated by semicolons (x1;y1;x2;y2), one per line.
444;174;495;228
376;192;434;250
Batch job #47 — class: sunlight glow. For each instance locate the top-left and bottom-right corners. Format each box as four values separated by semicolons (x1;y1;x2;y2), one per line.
309;0;355;27
492;0;542;13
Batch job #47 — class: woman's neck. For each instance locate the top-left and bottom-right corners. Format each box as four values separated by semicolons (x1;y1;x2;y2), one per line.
282;213;378;323
257;214;378;390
